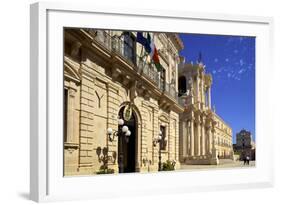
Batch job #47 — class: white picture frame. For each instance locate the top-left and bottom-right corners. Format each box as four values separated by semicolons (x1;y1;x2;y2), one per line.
30;2;274;202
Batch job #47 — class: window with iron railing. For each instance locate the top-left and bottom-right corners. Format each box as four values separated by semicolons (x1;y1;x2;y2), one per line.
86;29;182;104
123;32;136;64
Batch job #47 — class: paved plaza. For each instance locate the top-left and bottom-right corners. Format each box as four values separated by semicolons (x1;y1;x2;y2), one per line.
180;160;256;171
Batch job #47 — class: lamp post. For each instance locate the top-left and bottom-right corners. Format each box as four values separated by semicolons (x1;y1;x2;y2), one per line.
107;118;131;173
153;130;163;171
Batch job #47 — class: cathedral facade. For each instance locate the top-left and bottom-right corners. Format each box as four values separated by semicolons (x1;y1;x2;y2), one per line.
178;61;234;165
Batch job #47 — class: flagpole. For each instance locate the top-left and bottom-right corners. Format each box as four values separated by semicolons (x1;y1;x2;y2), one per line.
140;53;148;76
139;33;145;73
140;32;150;75
139;32;147;75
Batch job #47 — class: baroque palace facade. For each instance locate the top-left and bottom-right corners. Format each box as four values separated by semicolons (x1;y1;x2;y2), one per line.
178;62;234;165
63;28;184;175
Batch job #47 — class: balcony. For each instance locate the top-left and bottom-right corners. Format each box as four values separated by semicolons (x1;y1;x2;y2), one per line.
86;29;182;106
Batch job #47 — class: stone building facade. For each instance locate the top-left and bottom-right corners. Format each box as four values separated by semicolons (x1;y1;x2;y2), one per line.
213;113;233;159
63;28;184;176
178;62;233;165
233;129;255;160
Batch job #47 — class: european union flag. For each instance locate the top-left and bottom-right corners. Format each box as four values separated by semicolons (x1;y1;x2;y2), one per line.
136;32;151;53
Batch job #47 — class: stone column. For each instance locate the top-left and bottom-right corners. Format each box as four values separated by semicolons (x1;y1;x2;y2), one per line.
67;88;76;143
181;121;187;158
196;116;201;156
208;87;211;109
211;123;217;159
187;120;191;156
205;127;209;154
201;76;205;109
190;117;194;156
208;125;212;155
196;76;200;104
201;115;206;155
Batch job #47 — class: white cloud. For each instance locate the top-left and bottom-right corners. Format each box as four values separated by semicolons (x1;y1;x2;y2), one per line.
212;70;217;74
227;73;231;78
214;58;218;63
234;49;238;54
225;58;229;62
239;59;244;66
238;69;245;74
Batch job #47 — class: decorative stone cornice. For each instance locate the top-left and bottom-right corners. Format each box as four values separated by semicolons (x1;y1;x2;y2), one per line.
64;142;79;153
159;114;169;123
167;33;184;51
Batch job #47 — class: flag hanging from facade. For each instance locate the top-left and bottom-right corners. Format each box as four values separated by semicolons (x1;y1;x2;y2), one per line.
136;32;163;72
136;32;151;53
149;36;162;72
152;47;162;72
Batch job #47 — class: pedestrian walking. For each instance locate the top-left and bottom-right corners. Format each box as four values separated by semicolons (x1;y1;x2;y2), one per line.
246;156;250;165
243;156;246;165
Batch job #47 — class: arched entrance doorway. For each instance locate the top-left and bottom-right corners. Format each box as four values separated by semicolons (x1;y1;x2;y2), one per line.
118;106;137;173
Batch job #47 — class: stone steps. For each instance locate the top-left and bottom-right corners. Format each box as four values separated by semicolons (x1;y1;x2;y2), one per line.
218;159;234;164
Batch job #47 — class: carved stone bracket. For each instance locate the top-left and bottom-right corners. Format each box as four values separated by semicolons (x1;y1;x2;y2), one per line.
138;85;146;95
144;90;152;99
70;42;82;57
112;68;122;79
64;142;79;153
122;75;132;86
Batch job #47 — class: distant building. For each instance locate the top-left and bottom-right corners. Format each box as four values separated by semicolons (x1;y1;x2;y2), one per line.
178;61;234;165
233;129;255;160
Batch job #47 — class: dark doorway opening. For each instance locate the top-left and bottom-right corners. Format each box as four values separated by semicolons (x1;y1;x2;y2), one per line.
118;106;137;173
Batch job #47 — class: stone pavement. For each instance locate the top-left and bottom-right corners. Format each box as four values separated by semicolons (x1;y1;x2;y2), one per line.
180;160;255;171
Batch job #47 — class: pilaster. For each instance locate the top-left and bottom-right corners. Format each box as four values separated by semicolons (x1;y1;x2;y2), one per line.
201;114;206;155
195;114;201;156
190;115;195;156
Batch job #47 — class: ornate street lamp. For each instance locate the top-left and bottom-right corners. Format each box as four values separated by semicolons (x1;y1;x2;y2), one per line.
153;130;163;171
107;118;131;173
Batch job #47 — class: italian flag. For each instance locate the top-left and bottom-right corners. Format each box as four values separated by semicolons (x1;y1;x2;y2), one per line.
148;33;162;72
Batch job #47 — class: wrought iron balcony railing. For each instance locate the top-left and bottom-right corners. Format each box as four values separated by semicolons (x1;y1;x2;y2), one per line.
86;29;181;104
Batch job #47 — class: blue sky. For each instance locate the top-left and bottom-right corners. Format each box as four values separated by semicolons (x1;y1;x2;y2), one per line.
179;33;255;143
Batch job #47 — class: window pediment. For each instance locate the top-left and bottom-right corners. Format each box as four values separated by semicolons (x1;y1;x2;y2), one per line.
64;59;81;83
